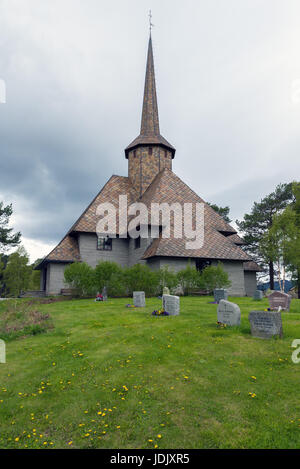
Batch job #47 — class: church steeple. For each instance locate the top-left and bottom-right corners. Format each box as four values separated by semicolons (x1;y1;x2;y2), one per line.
140;35;160;137
125;34;175;196
125;35;175;159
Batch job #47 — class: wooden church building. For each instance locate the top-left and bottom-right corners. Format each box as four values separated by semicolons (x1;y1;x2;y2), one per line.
36;35;261;296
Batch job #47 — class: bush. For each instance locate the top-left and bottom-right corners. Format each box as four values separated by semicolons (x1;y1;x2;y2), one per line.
124;264;160;297
64;262;96;297
177;264;201;295
158;265;178;294
95;261;126;297
199;263;231;293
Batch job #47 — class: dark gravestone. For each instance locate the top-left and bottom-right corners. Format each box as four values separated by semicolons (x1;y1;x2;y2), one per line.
217;300;241;326
214;289;228;303
268;291;290;311
133;291;145;307
253;290;263;300
249;311;283;339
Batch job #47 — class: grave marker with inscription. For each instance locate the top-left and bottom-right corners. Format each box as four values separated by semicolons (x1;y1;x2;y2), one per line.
162;294;180;316
249;311;283;339
133;291;146;308
214;289;228;303
268;291;290;311
217;300;241;326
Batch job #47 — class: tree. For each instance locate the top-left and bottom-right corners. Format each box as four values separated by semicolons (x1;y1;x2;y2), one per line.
199;263;231;293
260;206;296;292
177;263;201;296
236;183;294;289
64;262;96;297
0;202;21;252
208;203;231;223
3;247;31;297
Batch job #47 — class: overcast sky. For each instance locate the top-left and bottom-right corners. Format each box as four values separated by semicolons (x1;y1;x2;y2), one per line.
0;0;300;262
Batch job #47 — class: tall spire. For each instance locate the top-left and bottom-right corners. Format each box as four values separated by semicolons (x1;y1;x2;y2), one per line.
140;36;160;136
125;33;175;158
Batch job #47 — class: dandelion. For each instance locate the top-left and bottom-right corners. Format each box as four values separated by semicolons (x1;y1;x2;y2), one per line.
15;437;19;442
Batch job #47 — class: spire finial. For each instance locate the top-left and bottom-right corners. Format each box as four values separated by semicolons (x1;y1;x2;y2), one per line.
149;10;154;35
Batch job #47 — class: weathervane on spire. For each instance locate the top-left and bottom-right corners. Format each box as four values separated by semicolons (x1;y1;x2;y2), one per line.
149;10;154;35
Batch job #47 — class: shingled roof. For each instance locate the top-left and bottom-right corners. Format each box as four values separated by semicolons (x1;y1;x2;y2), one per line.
141;169;251;262
36;175;138;268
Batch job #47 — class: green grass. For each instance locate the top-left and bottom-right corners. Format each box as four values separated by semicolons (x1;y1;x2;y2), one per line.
0;296;300;449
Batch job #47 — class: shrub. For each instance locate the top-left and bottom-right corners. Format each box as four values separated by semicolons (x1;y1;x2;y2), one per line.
95;261;126;297
177;264;201;295
64;262;96;297
158;265;178;294
124;264;160;297
199;263;231;293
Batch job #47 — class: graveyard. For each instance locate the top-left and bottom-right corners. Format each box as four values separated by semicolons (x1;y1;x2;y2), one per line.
0;295;300;449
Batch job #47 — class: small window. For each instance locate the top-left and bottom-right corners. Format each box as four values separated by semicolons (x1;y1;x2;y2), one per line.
164;150;168;158
135;237;141;249
195;259;211;272
97;237;112;251
149;147;153;155
133;150;136;158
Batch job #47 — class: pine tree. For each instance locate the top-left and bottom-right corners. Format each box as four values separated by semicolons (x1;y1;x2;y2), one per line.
0;202;21;252
236;183;294;289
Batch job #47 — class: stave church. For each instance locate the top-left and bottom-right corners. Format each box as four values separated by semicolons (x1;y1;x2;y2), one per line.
36;33;261;296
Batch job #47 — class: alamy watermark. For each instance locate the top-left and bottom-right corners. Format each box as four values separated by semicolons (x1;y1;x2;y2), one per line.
291;339;300;364
0;340;6;364
0;79;6;104
96;196;205;250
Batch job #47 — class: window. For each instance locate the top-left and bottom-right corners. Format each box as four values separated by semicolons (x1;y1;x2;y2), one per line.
149;147;153;155
133;150;136;158
97;237;112;251
134;237;141;249
195;259;211;272
164;150;168;158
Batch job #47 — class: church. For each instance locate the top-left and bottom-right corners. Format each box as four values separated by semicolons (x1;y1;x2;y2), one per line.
36;34;261;296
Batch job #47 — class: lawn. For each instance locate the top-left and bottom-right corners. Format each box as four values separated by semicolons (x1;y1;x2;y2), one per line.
0;296;300;449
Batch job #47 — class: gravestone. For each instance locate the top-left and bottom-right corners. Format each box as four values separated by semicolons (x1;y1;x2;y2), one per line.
268;291;290;311
214;289;228;303
253;290;263;300
102;286;108;301
217;300;241;326
163;286;170;296
133;291;145;308
249;311;283;339
162;294;180;316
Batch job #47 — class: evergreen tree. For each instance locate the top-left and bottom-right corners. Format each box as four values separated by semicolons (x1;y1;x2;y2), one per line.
208;203;231;223
0;202;21;252
236;183;294;289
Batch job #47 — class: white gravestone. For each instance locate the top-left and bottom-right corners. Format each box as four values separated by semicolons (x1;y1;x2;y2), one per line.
217;300;241;326
133;291;145;308
162;294;180;316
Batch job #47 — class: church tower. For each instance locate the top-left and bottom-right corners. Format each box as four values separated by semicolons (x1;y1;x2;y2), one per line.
125;35;176;197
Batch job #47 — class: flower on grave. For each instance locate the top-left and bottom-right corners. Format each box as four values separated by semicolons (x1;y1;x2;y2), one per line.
126;304;135;308
151;310;169;316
